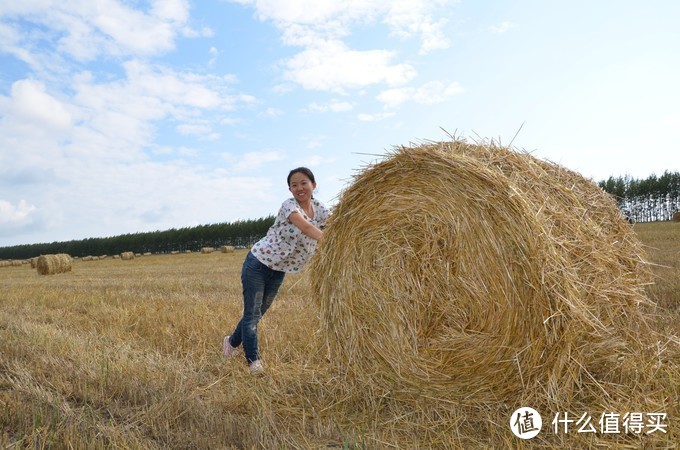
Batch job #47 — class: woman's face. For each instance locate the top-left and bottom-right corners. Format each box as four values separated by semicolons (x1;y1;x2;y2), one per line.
288;172;316;204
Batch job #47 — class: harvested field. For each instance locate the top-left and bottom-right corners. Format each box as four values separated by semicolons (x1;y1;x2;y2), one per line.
0;145;677;448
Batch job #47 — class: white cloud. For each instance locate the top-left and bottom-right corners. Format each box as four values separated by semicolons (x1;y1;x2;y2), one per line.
176;123;221;141
123;61;224;109
221;117;241;125
56;61;252;151
151;145;199;157
283;39;416;92
306;99;353;113
301;135;327;149
208;46;219;66
232;150;286;172
662;115;680;127
382;0;451;54
232;0;454;91
294;154;337;167
303;155;323;165
4;79;73;130
0;0;208;69
260;107;284;118
0;199;37;227
375;88;411;109
488;21;515;34
0;22;35;66
0;26;268;244
234;0;453;52
151;0;190;22
377;81;464;108
356;111;395;122
239;0;351;25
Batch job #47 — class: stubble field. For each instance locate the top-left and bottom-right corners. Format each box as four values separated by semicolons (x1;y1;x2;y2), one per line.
0;221;678;449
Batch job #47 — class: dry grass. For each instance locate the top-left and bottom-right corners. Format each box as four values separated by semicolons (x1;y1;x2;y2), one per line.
0;230;678;448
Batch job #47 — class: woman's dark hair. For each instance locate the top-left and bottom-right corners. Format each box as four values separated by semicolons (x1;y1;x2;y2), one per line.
287;167;316;186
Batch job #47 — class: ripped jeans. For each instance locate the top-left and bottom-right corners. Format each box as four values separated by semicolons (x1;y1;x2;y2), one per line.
228;251;286;363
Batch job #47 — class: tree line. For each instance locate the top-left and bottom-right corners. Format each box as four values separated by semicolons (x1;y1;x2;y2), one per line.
598;171;680;222
3;171;678;260
0;216;275;260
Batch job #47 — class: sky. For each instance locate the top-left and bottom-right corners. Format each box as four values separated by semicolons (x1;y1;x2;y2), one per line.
1;0;679;247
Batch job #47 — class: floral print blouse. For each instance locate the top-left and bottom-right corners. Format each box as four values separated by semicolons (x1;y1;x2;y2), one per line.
250;197;330;273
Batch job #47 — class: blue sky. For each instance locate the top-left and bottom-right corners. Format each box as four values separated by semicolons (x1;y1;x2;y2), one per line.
1;0;679;247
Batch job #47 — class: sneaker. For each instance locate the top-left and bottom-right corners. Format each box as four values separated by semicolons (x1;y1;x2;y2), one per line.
222;335;237;357
249;360;264;376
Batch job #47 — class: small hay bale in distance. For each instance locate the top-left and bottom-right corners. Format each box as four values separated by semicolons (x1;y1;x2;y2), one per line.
120;251;135;260
674;211;680;222
310;139;654;409
220;245;235;253
201;247;214;254
36;254;72;275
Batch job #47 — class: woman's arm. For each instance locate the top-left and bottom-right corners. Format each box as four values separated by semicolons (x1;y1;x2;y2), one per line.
289;211;323;241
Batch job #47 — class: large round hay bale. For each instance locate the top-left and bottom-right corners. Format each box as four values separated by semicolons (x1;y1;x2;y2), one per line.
36;254;72;275
310;140;654;409
201;247;214;254
120;251;135;260
220;245;235;253
673;211;680;222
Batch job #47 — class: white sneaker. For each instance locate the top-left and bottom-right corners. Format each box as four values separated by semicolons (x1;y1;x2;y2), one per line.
222;336;237;357
249;360;264;376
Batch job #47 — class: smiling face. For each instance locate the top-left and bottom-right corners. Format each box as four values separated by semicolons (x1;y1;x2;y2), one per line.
288;171;316;204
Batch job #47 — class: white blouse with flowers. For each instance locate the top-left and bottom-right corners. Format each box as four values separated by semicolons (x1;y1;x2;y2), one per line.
250;197;330;273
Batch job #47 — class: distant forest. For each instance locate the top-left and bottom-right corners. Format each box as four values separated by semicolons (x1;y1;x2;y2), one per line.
2;171;679;260
598;170;680;223
0;216;275;260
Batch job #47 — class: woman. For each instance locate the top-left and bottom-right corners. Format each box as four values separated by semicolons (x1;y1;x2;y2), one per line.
223;167;330;375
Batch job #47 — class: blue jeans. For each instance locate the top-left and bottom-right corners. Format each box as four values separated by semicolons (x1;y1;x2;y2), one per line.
228;252;285;363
